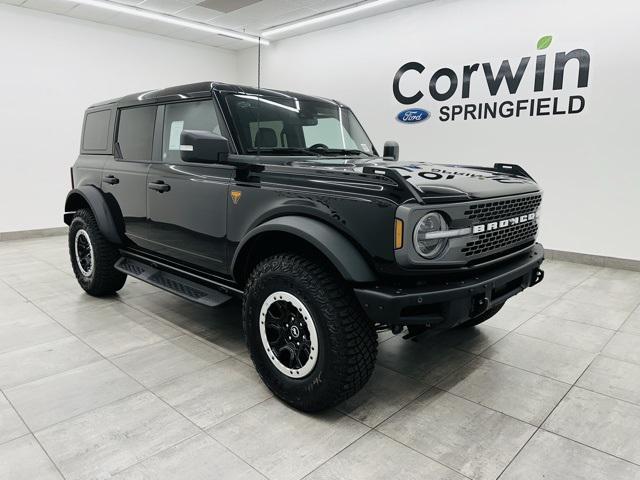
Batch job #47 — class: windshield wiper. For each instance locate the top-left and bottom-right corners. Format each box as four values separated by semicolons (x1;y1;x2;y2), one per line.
247;147;321;156
313;148;374;157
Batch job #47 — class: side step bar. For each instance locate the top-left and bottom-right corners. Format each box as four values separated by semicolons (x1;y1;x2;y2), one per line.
115;257;232;307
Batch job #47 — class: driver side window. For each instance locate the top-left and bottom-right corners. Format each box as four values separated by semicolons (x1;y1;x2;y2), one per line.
162;100;221;163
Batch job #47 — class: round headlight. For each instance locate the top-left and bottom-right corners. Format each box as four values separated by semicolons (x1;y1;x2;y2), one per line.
413;212;448;259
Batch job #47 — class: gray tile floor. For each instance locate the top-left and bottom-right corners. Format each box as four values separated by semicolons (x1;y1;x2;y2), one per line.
1;235;640;480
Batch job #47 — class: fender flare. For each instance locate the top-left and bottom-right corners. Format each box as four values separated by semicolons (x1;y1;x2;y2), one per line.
64;186;122;245
232;216;377;283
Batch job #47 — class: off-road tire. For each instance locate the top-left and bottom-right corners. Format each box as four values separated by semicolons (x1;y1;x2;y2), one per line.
457;303;504;328
68;208;126;296
243;253;377;412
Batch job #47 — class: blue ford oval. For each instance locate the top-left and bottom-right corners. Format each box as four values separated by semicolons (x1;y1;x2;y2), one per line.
397;108;430;123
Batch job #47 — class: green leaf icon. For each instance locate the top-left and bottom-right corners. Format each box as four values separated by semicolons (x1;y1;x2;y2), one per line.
537;35;552;50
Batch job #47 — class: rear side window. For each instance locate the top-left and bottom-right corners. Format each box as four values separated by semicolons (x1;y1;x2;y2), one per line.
82;109;111;151
117;106;157;161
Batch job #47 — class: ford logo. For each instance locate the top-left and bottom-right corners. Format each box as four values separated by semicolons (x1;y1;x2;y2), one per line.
397;108;430;123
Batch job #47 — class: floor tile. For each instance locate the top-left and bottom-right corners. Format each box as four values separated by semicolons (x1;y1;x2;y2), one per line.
306;430;465;480
563;284;640;311
516;314;614;353
0;392;28;445
378;389;535;480
0;435;63;480
431;324;509;354
78;320;168;357
0;314;70;355
6;360;143;431
505;290;558;313
337;365;428;427
482;304;535;331
377;335;475;384
602;332;640;365
542;298;632;330
153;358;271;429
0;336;101;389
482;333;595;384
36;391;200;480
543;387;640;464
112;335;228;388
438;357;570;426
501;429;640;480
621;308;640;336
577;355;640;405
113;433;265;480
209;397;369;480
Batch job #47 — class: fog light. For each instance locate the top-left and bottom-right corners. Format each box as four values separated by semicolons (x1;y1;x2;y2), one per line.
413;212;448;259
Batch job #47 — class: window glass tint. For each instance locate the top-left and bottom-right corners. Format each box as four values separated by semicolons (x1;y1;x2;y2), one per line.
117;106;156;161
163;100;221;163
302;118;358;149
82;109;111;151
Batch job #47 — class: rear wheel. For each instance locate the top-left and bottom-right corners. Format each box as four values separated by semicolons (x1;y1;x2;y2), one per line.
243;253;377;412
457;303;504;328
68;208;126;296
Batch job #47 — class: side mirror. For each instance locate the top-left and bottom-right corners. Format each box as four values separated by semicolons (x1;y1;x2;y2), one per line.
180;130;229;164
383;141;399;161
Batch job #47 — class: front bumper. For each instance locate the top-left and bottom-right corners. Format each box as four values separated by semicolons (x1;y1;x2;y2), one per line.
354;243;544;327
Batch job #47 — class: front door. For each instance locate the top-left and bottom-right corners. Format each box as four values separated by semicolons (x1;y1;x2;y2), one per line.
102;105;156;246
145;100;233;274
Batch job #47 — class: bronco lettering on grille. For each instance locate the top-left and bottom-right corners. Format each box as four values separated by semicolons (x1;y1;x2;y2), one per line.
472;213;536;234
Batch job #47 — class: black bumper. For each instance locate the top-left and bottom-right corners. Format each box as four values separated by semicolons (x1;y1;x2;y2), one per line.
354;243;545;327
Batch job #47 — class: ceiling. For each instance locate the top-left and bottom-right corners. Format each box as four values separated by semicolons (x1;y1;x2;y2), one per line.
0;0;431;49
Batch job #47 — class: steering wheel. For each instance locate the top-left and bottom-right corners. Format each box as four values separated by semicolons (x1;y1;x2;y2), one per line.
309;143;329;150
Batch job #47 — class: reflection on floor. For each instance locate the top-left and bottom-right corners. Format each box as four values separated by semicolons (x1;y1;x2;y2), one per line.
1;235;640;480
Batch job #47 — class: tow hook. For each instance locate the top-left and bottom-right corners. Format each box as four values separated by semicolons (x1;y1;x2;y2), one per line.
471;296;489;317
530;268;545;286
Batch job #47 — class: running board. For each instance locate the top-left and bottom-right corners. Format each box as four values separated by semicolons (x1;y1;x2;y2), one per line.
115;257;232;307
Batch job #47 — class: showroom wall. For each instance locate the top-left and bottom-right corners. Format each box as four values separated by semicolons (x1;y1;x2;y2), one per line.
0;5;237;234
238;0;640;261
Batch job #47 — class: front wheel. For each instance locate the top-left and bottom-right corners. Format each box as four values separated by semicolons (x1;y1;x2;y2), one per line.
243;253;377;412
68;208;127;296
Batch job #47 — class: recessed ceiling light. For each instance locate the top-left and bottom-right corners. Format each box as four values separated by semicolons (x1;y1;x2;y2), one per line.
262;0;402;37
61;0;268;44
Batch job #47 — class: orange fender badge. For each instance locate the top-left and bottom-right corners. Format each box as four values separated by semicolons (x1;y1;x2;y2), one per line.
230;190;242;205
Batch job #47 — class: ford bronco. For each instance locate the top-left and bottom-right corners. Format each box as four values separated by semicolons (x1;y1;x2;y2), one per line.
64;82;544;411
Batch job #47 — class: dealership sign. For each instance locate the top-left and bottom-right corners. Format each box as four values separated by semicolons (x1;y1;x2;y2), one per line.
393;36;590;122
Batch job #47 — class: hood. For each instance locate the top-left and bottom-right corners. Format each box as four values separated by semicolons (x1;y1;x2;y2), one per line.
282;158;540;201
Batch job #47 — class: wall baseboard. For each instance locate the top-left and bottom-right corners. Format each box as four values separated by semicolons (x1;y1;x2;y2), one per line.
545;249;640;272
0;226;68;241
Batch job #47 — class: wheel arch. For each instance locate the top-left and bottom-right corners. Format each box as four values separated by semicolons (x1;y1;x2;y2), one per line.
64;186;123;245
231;215;377;286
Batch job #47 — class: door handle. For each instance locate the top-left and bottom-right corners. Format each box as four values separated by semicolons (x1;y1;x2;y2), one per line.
103;175;119;185
148;181;171;193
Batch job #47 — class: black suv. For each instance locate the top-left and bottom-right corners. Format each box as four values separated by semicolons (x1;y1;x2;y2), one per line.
65;81;544;411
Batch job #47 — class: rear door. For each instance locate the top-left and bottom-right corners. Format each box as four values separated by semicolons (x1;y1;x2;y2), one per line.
145;99;233;274
101;105;157;246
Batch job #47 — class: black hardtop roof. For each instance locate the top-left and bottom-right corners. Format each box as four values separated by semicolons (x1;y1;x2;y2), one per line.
88;81;343;109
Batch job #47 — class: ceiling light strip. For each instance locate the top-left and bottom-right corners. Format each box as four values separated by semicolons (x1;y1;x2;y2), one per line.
262;0;402;37
64;0;268;44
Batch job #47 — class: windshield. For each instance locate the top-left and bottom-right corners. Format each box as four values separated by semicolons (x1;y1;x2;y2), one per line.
224;93;376;157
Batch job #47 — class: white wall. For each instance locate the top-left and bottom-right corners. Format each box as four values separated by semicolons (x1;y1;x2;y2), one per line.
238;0;640;261
0;5;237;233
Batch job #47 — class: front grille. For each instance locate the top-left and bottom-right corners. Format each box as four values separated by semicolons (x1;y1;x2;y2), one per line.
464;194;542;224
461;193;541;258
462;221;538;257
